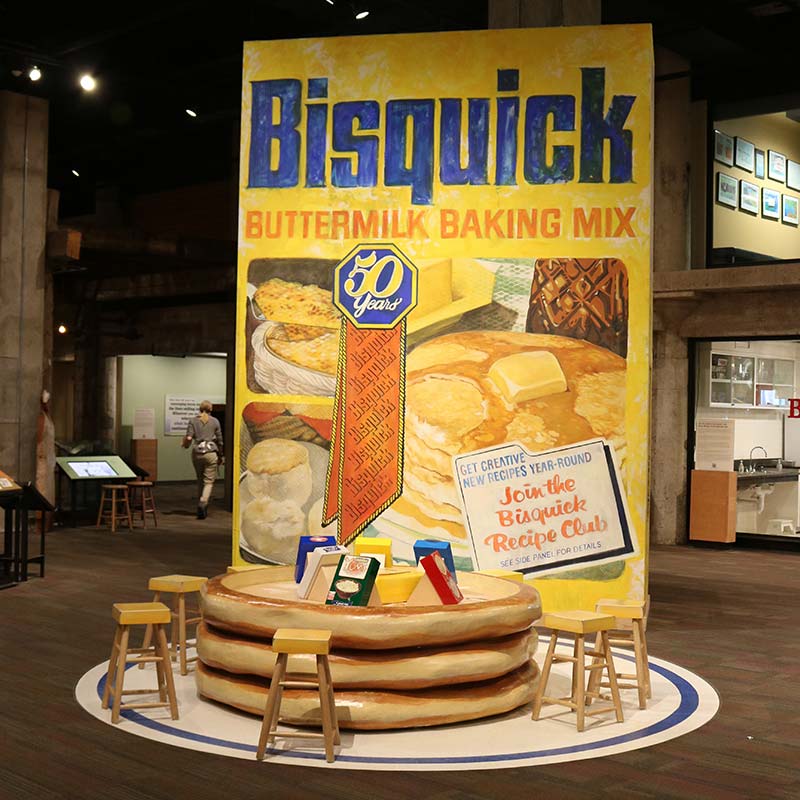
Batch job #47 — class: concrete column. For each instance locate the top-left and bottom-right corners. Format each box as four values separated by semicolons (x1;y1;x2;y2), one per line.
0;91;48;483
489;0;600;28
653;48;692;273
99;356;118;451
650;329;689;544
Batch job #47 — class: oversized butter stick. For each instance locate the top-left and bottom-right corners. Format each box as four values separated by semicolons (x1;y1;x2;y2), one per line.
488;350;567;404
410;258;453;318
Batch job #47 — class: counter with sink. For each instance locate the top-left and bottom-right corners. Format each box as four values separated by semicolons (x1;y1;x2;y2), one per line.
736;461;800;537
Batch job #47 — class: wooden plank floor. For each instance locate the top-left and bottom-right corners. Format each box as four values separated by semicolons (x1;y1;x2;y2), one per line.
1;485;799;800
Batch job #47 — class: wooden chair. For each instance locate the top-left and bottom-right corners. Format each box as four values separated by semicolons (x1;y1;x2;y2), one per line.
587;597;651;709
256;628;340;763
127;481;158;528
140;574;206;676
101;602;179;724
96;484;133;532
532;610;624;732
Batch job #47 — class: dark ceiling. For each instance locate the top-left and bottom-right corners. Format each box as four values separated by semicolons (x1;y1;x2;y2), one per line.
2;0;799;218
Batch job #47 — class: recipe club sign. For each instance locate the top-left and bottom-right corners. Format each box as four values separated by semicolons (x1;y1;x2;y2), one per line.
454;439;637;577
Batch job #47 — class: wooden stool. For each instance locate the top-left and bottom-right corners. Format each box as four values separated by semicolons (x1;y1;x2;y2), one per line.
140;574;206;676
532;611;624;732
101;602;179;724
96;484;133;532
587;597;651;709
256;628;340;763
127;481;158;528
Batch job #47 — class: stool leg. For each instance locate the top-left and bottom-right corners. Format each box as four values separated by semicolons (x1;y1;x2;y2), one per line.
139;591;160;669
154;637;168;703
531;631;558;720
124;489;133;530
632;619;647;709
257;653;287;761
111;490;118;533
102;624;122;709
316;655;336;763
585;630;603;704
111;626;130;723
149;489;158;528
156;624;179;720
322;656;340;745
178;593;188;676
640;623;652;699
575;634;585;732
96;489;107;528
170;595;179;663
601;631;624;723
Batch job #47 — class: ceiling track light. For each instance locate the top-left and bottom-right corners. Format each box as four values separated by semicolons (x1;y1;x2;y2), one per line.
355;8;369;19
28;66;41;82
71;169;80;177
185;108;197;118
79;73;96;92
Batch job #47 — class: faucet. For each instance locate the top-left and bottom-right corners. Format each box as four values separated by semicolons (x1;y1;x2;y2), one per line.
749;446;768;473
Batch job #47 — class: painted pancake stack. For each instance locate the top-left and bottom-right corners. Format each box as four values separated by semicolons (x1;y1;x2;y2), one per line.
196;567;542;729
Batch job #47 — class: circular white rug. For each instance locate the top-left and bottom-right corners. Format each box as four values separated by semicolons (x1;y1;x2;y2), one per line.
75;637;719;771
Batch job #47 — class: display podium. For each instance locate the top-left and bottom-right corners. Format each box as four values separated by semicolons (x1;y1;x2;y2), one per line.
0;481;54;585
0;470;22;589
56;455;136;527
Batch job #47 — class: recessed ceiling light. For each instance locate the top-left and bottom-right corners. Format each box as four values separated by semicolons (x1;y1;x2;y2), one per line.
71;169;80;177
355;9;369;19
57;324;68;334
325;0;334;4
79;74;96;92
185;108;197;117
29;66;41;82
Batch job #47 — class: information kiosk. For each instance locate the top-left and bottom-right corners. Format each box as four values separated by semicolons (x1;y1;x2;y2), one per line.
56;455;136;527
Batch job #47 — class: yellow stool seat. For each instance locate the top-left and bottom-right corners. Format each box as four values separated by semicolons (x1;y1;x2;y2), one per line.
542;610;615;635
148;574;207;593
113;602;171;626
476;569;524;582
596;598;645;620
272;628;332;655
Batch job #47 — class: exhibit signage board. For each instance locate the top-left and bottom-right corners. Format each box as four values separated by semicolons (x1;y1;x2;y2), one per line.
234;25;654;611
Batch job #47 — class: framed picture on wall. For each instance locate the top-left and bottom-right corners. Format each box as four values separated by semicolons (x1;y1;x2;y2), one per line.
754;149;766;179
739;180;759;214
782;194;799;225
716;172;738;207
768;150;787;182
786;159;800;191
762;188;781;219
714;130;734;166
734;137;755;172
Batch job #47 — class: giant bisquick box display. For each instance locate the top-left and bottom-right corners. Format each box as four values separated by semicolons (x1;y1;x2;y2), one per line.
232;26;653;615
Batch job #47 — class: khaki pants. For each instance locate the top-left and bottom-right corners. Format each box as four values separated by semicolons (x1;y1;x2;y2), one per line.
192;450;218;505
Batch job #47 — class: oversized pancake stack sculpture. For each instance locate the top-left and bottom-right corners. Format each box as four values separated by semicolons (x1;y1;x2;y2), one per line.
196;567;542;729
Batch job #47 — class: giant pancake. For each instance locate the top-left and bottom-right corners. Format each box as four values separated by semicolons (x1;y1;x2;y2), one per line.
197;621;537;689
196;660;539;730
200;567;541;649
